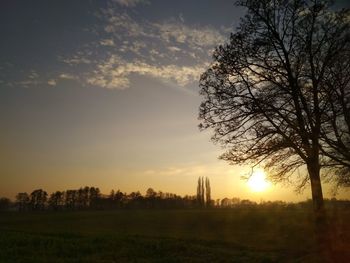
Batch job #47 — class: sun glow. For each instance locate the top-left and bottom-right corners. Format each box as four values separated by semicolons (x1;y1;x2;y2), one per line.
247;170;271;192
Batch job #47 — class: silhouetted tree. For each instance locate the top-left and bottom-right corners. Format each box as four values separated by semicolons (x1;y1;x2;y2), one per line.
89;187;100;208
196;177;203;207
205;177;211;207
11;183;214;211
65;190;78;209
15;192;30;211
128;191;143;208
201;177;205;205
82;186;90;207
183;195;197;208
199;0;350;217
146;188;157;208
146;188;157;198
0;197;11;211
110;189;115;200
77;188;85;209
221;198;231;208
114;190;124;208
48;191;64;210
30;189;47;210
197;177;212;207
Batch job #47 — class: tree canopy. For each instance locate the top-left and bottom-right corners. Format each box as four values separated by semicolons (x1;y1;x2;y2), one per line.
199;0;350;212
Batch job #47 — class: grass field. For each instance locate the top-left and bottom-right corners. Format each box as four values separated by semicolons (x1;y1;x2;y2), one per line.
1;208;349;262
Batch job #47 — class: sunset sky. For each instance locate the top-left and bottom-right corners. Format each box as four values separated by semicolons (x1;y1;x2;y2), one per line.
1;0;349;201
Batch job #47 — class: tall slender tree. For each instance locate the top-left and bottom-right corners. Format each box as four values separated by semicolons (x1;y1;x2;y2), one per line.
197;177;212;207
201;177;205;206
205;177;211;207
196;177;203;206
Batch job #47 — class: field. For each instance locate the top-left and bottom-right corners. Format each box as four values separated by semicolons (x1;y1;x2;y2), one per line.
1;208;349;262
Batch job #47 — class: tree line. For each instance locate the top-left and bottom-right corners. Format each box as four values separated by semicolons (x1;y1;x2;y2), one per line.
11;187;197;211
0;178;212;211
1;190;349;211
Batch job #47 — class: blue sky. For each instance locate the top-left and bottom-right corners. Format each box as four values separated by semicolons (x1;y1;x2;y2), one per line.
1;0;349;201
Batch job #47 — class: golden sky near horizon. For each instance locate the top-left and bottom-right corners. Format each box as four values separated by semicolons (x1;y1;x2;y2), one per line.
1;0;349;201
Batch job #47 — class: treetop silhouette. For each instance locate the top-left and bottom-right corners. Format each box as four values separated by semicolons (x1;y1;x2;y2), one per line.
199;0;350;214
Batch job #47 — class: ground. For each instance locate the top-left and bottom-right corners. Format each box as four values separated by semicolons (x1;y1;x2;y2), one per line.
0;208;349;262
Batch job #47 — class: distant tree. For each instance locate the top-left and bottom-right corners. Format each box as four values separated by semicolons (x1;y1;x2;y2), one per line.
110;189;115;200
205;177;211;207
114;190;124;208
221;198;231;208
240;199;257;207
30;189;47;210
197;177;212;207
196;177;202;206
77;188;85;209
196;177;203;207
89;187;100;208
232;197;240;206
128;191;143;208
146;188;157;198
15;192;30;211
129;191;142;200
65;190;78;209
0;197;11;211
201;177;205;205
82;186;90;207
157;191;164;199
183;195;197;208
12;186;219;211
48;191;64;210
146;188;157;208
199;0;350;217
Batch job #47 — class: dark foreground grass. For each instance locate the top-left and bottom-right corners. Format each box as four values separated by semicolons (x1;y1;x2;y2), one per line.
0;208;349;262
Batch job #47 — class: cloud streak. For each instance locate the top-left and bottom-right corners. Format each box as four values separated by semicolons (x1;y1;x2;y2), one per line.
112;0;148;7
4;1;228;90
86;55;208;90
58;2;228;90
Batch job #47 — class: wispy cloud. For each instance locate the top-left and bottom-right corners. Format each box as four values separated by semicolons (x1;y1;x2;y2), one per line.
99;7;225;55
58;3;228;90
6;0;228;90
60;55;92;66
0;0;231;90
112;0;149;7
86;55;207;90
153;21;225;49
100;39;115;47
5;70;43;88
47;79;57;86
143;163;239;178
59;73;76;80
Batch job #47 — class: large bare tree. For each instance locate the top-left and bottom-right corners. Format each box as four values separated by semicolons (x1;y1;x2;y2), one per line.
199;0;350;215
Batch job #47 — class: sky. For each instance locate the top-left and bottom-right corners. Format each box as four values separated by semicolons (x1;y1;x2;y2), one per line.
1;0;350;201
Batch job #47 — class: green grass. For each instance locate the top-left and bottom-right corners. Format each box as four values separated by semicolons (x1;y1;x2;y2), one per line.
0;208;349;262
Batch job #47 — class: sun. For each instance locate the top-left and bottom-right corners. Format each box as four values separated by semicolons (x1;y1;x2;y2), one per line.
247;170;271;192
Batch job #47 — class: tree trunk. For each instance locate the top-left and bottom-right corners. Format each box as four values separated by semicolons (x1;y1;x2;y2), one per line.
307;160;336;262
307;160;324;215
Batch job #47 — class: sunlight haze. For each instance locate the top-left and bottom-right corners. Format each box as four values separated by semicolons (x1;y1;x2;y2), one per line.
1;0;349;202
